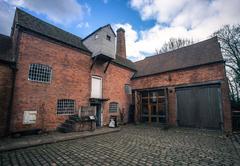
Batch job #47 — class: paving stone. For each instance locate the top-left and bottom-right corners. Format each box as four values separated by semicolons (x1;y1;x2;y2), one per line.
0;125;240;165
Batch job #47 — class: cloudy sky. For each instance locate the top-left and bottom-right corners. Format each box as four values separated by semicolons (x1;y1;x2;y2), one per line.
0;0;240;61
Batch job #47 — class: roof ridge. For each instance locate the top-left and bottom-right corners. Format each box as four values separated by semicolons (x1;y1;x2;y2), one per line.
133;36;222;78
0;33;11;38
16;8;82;40
83;24;116;41
135;36;218;63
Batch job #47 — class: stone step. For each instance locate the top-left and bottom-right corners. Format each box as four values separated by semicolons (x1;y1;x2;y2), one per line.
57;126;73;133
62;122;74;129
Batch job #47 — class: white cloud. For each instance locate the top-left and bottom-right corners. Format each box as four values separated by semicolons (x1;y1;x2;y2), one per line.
0;0;90;35
77;22;90;28
120;0;240;61
7;0;90;24
113;23;145;61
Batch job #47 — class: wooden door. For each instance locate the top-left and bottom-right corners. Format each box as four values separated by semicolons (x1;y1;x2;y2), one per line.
140;89;167;124
176;84;222;129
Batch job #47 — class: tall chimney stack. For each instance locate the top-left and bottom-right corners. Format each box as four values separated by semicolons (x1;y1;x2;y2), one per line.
116;27;126;59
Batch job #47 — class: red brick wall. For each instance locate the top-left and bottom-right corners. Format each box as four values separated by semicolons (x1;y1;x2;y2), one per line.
11;32;91;132
91;62;134;125
132;63;232;132
0;64;13;136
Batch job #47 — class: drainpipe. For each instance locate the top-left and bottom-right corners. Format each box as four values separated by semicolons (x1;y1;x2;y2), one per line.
5;26;20;136
5;64;17;135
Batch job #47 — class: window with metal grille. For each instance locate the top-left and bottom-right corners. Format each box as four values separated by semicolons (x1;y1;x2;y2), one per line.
28;64;52;83
109;102;118;113
57;99;75;115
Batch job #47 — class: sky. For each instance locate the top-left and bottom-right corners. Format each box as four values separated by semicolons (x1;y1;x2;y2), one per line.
0;0;240;61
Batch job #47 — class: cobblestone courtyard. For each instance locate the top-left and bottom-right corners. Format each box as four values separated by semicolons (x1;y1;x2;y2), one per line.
0;125;239;166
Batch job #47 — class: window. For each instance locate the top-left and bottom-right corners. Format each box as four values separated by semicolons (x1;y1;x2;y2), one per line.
106;35;111;41
109;102;118;113
95;34;99;39
125;84;132;94
28;64;52;83
57;99;75;115
91;76;102;99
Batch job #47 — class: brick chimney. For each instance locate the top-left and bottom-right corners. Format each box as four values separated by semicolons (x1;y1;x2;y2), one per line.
116;27;126;58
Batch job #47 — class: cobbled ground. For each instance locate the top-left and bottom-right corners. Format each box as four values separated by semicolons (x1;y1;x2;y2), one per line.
0;125;239;166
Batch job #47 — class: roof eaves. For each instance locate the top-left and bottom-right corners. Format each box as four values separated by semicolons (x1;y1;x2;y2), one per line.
132;60;225;79
17;25;92;55
142;36;218;61
15;8;91;54
111;60;137;71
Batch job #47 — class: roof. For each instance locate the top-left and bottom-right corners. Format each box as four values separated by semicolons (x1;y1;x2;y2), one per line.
112;55;136;71
133;37;223;78
14;8;90;53
0;34;14;63
83;24;116;41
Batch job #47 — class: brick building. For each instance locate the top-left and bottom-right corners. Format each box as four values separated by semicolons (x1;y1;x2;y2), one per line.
0;9;231;136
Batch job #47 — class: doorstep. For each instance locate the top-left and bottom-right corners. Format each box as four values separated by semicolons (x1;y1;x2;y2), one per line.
0;127;121;152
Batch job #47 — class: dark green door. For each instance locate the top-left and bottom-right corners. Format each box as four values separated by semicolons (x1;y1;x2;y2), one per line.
176;84;222;129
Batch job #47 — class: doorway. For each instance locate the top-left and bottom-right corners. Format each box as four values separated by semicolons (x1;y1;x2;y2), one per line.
90;103;102;127
140;89;167;124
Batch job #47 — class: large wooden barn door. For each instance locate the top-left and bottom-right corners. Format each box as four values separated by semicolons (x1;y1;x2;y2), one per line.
176;84;223;129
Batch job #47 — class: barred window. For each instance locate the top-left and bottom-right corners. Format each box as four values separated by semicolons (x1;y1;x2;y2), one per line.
28;64;52;83
57;99;75;115
109;102;118;113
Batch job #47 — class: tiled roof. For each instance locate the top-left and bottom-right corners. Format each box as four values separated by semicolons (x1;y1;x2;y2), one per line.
112;55;136;71
133;37;223;78
15;8;90;53
0;34;14;63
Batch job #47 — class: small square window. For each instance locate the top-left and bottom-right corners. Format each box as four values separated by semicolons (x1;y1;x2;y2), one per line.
125;84;132;94
109;102;118;113
95;34;99;39
106;35;111;41
57;99;75;115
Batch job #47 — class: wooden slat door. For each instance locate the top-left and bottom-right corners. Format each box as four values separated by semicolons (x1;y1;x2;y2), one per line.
176;85;222;129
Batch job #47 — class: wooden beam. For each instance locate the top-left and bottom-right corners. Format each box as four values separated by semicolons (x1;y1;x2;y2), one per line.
148;92;151;123
90;56;98;70
104;60;111;73
134;91;138;123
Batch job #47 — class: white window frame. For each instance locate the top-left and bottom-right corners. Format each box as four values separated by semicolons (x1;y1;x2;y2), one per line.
91;76;102;99
28;63;52;83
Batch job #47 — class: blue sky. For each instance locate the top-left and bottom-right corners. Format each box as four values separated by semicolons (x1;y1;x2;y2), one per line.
1;0;240;61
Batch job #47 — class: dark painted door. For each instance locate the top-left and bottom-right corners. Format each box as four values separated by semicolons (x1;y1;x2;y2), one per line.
90;104;101;127
176;84;222;129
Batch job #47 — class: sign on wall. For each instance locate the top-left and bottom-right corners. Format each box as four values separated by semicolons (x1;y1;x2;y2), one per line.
23;111;37;124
